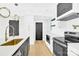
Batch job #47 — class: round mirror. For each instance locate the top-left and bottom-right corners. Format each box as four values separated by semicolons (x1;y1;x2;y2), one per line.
0;7;10;18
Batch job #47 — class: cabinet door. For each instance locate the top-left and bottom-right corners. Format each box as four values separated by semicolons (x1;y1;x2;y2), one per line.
24;38;29;56
20;45;25;56
68;49;79;56
20;41;27;56
68;46;79;56
20;37;29;56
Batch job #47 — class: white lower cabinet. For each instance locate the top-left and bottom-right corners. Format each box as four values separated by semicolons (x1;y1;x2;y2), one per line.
68;49;78;56
68;46;79;56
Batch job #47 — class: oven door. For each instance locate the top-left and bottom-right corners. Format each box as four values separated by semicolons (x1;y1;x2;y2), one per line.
53;40;67;56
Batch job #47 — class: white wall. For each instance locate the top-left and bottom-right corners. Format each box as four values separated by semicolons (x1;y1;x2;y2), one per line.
73;3;79;13
0;19;9;43
19;16;34;44
66;18;79;32
57;18;79;34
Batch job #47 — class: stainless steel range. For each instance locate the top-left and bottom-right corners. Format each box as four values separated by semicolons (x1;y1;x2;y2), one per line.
53;31;79;56
53;37;67;56
65;32;79;43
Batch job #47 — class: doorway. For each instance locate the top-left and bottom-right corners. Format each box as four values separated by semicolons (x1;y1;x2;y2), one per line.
36;22;43;40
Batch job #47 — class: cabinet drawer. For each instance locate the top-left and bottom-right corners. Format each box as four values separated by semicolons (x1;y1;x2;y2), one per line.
68;50;79;56
68;47;79;56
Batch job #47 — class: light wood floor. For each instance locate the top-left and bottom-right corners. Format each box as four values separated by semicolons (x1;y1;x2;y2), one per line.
28;40;53;56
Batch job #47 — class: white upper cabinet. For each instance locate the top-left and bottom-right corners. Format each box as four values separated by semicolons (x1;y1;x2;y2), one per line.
57;3;79;21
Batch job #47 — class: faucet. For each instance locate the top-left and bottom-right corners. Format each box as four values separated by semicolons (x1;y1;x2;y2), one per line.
5;25;15;41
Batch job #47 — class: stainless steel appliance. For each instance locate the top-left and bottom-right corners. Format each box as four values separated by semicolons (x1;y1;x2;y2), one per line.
46;35;50;44
65;32;79;42
53;37;67;56
53;32;79;56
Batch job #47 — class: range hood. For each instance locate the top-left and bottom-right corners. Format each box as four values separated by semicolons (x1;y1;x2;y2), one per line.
57;12;79;21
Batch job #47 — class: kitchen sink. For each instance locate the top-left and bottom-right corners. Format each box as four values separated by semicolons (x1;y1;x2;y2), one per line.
0;38;22;46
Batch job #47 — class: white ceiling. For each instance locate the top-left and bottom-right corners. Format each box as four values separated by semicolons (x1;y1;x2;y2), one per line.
0;3;57;20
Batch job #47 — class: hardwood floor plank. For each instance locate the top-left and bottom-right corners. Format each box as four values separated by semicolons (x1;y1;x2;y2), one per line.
28;40;53;56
